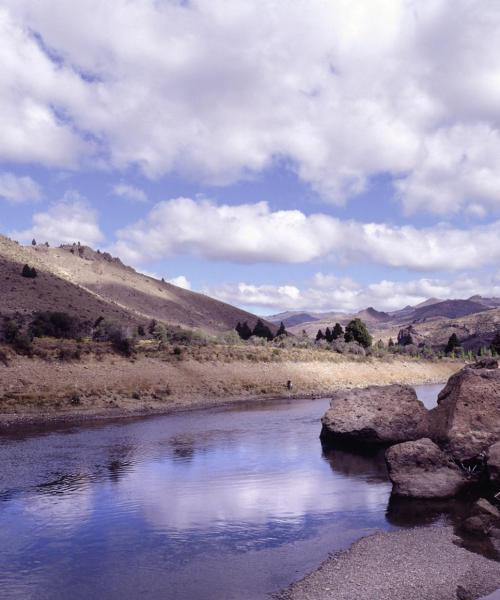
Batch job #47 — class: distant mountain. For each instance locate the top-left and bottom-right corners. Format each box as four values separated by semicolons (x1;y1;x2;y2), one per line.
412;299;489;321
355;307;392;323
414;297;442;308
0;235;275;334
267;311;319;327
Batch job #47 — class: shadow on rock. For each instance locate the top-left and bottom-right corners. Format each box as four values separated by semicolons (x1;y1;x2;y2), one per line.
321;442;389;483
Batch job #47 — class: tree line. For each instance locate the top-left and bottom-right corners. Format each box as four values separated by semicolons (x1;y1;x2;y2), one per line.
316;318;372;348
236;319;286;341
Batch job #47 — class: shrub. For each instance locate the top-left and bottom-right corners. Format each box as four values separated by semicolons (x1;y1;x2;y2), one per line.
11;333;33;355
30;312;83;339
3;319;20;343
109;328;136;357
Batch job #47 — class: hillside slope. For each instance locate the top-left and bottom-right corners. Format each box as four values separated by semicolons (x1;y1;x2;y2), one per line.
0;236;272;333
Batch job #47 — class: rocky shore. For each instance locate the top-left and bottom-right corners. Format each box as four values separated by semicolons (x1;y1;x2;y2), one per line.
301;359;500;600
279;527;500;600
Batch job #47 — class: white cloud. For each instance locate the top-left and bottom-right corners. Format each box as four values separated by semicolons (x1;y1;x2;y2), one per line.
3;1;500;214
11;190;104;246
0;171;41;203
112;183;147;203
206;273;500;314
112;197;500;272
167;275;191;290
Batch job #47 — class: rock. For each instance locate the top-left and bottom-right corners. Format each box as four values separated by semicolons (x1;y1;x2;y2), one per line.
320;384;430;446
461;499;500;539
473;498;500;520
462;515;491;536
385;438;468;498
430;364;500;461
487;441;500;487
469;358;498;370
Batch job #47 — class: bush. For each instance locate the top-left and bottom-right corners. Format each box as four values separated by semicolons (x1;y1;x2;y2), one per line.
30;312;84;339
108;328;136;357
11;333;33;355
3;319;20;343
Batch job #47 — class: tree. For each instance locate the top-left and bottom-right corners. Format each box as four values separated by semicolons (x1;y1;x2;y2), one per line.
31;239;36;246
388;338;395;348
397;327;414;346
445;333;460;354
276;321;287;337
21;264;37;278
252;319;274;340
332;323;344;340
344;318;372;348
236;321;252;340
325;327;333;342
315;329;325;341
491;331;500;355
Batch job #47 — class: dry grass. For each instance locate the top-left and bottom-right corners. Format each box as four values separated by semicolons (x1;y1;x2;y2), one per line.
0;338;462;425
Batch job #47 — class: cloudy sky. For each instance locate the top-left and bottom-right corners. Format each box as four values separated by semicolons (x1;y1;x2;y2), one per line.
2;0;500;314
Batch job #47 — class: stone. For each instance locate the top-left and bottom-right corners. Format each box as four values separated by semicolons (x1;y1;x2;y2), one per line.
430;364;500;461
487;441;500;487
320;384;430;446
385;438;468;498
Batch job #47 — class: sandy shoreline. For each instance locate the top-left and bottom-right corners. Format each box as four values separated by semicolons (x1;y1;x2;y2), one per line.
278;527;500;600
0;354;461;429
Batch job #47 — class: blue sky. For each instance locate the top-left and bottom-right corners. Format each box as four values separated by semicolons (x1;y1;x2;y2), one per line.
2;0;500;314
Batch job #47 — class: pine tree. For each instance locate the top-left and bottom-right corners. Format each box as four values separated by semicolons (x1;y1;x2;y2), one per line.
31;239;36;246
344;318;372;348
325;327;333;342
235;322;242;336
21;264;37;278
388;338;395;347
332;323;344;339
276;322;287;337
315;329;324;341
445;333;460;354
252;319;274;340
491;331;500;355
239;321;252;340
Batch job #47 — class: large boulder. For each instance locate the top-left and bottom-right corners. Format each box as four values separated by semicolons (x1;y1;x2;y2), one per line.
487;441;500;488
386;438;468;498
430;363;500;460
320;384;430;446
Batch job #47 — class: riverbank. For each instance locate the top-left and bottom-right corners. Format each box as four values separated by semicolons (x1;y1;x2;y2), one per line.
278;527;500;600
0;354;461;428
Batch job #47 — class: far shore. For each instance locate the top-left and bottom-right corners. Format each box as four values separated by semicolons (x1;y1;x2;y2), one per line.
0;354;461;430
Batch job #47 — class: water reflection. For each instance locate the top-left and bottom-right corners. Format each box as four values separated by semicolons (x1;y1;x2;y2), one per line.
0;384;449;600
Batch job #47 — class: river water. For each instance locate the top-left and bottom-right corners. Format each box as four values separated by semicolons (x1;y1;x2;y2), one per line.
0;385;444;600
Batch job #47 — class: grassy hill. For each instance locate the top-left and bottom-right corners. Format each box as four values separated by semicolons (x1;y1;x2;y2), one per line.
0;235;273;334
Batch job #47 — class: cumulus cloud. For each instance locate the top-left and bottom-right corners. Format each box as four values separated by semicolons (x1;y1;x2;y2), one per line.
11;190;104;246
0;171;42;203
111;197;500;272
206;273;500;314
167;275;191;290
3;1;500;214
112;183;147;203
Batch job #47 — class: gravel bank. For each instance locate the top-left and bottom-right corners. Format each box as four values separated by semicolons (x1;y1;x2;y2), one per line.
278;527;500;600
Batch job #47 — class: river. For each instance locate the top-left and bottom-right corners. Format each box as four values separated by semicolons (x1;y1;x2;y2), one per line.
0;385;444;599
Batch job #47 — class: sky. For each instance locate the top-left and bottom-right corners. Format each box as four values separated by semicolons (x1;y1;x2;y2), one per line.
2;0;500;315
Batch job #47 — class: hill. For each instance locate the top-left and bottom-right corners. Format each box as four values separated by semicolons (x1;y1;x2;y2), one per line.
0;235;273;333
